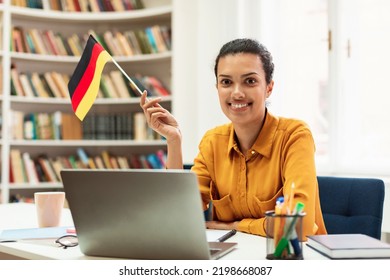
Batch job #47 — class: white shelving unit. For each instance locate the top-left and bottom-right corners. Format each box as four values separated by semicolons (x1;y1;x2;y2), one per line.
0;0;172;203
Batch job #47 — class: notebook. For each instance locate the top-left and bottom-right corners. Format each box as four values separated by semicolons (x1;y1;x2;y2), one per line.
307;234;390;259
60;169;237;260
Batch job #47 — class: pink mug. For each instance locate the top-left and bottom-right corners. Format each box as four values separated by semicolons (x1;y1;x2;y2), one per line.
34;192;65;227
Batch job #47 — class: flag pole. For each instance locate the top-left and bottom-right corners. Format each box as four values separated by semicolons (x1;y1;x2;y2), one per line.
111;59;144;97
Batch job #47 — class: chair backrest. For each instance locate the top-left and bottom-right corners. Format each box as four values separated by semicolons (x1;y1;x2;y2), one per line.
317;176;385;240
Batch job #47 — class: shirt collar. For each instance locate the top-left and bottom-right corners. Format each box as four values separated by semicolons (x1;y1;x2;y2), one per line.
227;110;279;158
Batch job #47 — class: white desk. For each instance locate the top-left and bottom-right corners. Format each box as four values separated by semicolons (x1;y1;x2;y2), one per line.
0;203;327;260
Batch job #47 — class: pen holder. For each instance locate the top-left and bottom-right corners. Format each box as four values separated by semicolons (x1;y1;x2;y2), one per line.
265;210;305;260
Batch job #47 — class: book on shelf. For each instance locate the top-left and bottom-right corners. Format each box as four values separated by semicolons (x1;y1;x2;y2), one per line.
133;112;147;140
29;28;48;55
61;113;83;140
110;156;120;169
43;72;63;98
36;112;54;140
125;30;143;55
56;33;73;56
102;0;115;12
48;0;62;11
59;156;73;170
159;25;172;50
12;27;27;53
101;74;120;98
103;30;120;56
40;29;57;56
25;73;40;97
101;150;113;169
76;147;90;168
111;0;125;11
134;29;152;54
94;155;106;169
146;153;163;169
145;27;159;54
42;30;61;56
88;0;102;12
11;111;25;140
19;73;36;97
53;33;69;56
307;234;390;259
23;31;36;54
10;149;27;183
13;0;43;9
67;34;82;56
31;72;50;97
51;71;69;98
39;73;57;98
143;76;170;96
117;156;130;169
151;25;168;53
129;75;149;96
110;70;131;98
10;67;26;97
114;31;134;56
50;157;64;181
138;154;152;169
23;113;38;140
52;111;62;140
68;154;81;169
78;0;89;12
155;149;167;167
67;0;78;11
22;152;40;184
37;155;60;182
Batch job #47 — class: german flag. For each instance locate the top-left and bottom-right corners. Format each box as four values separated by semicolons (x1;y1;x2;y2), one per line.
68;35;112;121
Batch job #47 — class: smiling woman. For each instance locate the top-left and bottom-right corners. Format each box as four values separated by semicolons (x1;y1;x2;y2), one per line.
140;38;327;239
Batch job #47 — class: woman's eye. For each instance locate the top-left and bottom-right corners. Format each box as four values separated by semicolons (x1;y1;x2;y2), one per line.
246;78;257;84
220;79;232;86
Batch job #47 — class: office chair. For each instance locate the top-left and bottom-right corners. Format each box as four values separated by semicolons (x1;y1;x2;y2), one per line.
317;176;385;240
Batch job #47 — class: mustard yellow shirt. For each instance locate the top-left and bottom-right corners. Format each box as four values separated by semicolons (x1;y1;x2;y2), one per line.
192;111;327;238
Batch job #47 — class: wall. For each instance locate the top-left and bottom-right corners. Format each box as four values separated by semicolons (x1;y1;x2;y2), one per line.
173;0;263;164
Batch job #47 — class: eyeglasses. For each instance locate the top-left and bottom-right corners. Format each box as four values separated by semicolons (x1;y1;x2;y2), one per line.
55;235;78;249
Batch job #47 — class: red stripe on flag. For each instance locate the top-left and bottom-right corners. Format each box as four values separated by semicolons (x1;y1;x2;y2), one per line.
71;43;106;112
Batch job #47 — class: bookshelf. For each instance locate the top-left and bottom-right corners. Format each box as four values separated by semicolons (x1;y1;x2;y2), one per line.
0;0;172;203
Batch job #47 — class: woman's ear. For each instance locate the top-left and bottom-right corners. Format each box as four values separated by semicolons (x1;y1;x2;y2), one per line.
266;80;274;98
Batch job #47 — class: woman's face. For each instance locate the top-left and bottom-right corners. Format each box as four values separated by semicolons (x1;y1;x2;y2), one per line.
216;53;273;127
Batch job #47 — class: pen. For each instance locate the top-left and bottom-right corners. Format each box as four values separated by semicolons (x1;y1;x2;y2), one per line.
273;202;305;258
217;229;237;242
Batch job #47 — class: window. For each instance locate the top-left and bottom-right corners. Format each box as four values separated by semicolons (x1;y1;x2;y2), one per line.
261;0;390;176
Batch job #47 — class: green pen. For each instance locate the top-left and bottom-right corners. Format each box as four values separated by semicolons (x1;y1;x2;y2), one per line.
273;202;305;258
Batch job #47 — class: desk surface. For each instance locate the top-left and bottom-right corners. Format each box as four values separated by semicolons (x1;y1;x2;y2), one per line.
0;203;327;260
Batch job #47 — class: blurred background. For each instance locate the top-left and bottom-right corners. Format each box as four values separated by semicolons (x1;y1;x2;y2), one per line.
173;0;390;178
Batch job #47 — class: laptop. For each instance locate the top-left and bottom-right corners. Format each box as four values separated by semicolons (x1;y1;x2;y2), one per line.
60;169;237;260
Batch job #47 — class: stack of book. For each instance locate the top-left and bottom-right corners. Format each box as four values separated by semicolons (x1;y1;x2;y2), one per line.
9;148;167;184
11;0;145;11
10;65;170;99
307;234;390;259
11;26;171;57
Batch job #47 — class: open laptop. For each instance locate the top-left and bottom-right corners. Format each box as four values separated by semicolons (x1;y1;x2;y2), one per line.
60;169;237;260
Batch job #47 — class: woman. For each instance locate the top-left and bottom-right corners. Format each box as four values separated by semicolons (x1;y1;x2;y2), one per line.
140;38;327;238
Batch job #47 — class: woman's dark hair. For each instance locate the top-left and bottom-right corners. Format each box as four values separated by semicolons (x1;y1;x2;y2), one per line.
214;38;274;84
